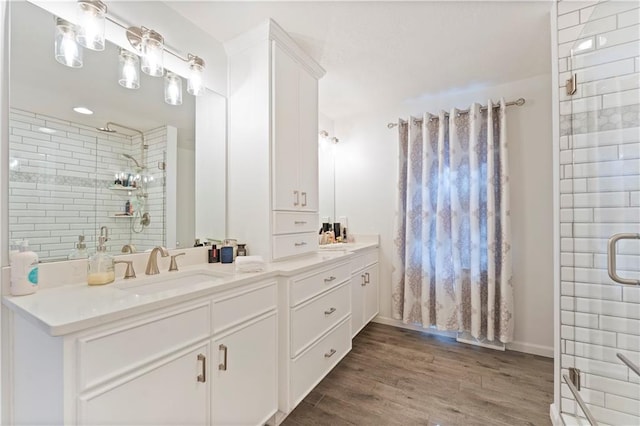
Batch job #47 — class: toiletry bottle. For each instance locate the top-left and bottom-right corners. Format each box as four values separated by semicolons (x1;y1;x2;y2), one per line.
208;244;220;263
125;200;131;215
69;235;89;260
88;236;115;286
10;240;38;296
237;244;247;256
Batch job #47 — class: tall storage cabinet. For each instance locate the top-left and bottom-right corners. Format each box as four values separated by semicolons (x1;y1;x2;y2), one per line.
226;20;325;261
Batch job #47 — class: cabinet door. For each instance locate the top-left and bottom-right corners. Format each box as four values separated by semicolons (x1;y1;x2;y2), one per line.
351;273;365;338
298;68;319;212
212;313;277;426
273;43;301;211
79;344;209;425
363;264;379;324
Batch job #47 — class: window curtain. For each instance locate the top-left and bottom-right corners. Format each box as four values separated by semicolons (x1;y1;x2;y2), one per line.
391;99;514;343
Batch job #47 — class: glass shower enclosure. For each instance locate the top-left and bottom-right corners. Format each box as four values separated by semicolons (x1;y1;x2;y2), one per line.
559;1;640;424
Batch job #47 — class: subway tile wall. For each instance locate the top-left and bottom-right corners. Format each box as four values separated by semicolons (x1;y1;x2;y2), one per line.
557;1;640;424
9;108;167;260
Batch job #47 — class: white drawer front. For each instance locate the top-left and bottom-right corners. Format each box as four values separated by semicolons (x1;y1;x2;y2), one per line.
291;261;351;306
78;303;210;391
291;318;351;407
291;281;351;357
212;281;277;334
350;254;365;273
272;232;318;260
351;248;378;273
273;212;319;235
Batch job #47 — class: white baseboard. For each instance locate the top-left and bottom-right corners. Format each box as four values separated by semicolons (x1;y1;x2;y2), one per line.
372;316;554;358
550;403;562;426
507;340;554;358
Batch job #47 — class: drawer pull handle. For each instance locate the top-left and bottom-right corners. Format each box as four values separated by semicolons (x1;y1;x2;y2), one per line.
324;276;336;283
218;344;228;371
197;354;206;382
293;191;300;206
365;272;370;284
294;221;307;225
324;307;336;316
294;242;307;247
324;349;337;358
301;192;307;207
361;274;366;286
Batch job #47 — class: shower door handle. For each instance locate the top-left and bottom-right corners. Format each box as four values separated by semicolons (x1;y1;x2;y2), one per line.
607;233;640;286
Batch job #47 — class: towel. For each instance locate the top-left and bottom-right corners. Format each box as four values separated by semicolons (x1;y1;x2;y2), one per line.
235;255;266;273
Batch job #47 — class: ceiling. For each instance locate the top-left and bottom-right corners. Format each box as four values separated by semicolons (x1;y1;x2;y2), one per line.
167;1;552;120
10;1;195;146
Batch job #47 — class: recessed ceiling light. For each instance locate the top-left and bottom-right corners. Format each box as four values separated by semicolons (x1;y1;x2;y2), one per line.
73;106;94;115
38;127;57;134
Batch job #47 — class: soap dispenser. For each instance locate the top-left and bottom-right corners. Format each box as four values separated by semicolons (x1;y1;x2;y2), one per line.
88;227;115;286
69;235;88;260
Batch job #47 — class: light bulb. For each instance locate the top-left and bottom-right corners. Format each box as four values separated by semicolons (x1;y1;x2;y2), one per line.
164;72;183;106
76;0;106;51
118;48;140;89
55;18;83;68
141;28;164;77
187;55;206;96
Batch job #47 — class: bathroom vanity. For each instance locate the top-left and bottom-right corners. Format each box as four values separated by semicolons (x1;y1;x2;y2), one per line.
2;241;379;425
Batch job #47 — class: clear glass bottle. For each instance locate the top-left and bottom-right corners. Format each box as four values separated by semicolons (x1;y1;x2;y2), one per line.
88;236;115;286
69;235;89;260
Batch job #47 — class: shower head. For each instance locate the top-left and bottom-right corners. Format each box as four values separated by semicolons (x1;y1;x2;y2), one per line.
121;153;142;169
96;124;117;133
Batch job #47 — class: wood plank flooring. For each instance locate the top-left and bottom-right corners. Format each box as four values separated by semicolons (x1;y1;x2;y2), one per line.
283;322;553;426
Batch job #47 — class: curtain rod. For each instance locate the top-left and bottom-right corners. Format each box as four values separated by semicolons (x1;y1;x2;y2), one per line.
386;97;526;129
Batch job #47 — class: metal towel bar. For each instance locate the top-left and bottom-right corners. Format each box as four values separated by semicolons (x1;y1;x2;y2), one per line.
562;374;598;426
617;353;640;378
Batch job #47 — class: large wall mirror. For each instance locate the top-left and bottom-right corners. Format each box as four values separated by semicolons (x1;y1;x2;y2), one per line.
8;1;226;262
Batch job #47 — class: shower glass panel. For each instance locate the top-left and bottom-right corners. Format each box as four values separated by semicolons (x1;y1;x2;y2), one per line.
560;2;640;424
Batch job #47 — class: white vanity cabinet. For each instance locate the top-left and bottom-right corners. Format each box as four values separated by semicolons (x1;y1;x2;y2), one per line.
278;260;353;414
350;248;380;337
8;280;278;426
226;20;325;261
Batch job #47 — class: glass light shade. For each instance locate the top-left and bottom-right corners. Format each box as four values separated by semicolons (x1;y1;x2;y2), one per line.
164;72;183;106
187;57;205;96
55;18;83;68
76;0;106;51
118;49;140;89
141;29;164;77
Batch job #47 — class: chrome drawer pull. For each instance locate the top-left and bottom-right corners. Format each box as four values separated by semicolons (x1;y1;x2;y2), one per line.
324;349;337;358
293;190;300;206
197;354;206;382
294;242;307;247
361;274;366;286
364;272;370;284
294;221;307;225
324;276;336;283
218;344;228;371
324;307;336;316
301;192;307;207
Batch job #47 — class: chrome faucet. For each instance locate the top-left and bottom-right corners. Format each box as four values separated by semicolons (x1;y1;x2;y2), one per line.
121;244;136;254
145;246;169;275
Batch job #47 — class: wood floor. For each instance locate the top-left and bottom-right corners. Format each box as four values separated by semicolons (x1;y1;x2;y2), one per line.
282;322;553;426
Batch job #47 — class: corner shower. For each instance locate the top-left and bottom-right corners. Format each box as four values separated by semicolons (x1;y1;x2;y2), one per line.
97;122;151;233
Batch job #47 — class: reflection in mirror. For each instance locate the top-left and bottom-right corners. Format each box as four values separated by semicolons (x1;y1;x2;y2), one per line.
8;1;205;261
318;133;336;224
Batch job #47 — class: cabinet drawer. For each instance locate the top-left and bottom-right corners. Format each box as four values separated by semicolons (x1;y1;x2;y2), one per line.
291;261;351;306
78;303;210;391
212;281;277;334
351;249;378;273
273;211;319;235
291;318;351;407
273;232;318;260
291;281;351;357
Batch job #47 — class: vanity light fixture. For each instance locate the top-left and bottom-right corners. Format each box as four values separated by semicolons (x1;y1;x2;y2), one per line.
164;72;183;106
76;0;107;51
118;48;140;89
54;17;83;68
319;130;329;138
330;137;339;144
187;55;205;96
73;106;94;115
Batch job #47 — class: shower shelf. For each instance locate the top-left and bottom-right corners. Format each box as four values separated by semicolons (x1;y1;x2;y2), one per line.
109;185;135;192
110;214;134;219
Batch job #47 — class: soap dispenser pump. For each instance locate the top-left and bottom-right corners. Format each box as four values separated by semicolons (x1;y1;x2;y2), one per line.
88;227;115;286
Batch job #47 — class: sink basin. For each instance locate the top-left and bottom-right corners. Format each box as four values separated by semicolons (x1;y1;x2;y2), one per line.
115;270;227;296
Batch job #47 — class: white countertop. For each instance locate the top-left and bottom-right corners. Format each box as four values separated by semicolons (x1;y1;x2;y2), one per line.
3;241;377;337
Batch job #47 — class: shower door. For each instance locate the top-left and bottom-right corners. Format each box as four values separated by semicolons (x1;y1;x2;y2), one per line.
559;1;640;424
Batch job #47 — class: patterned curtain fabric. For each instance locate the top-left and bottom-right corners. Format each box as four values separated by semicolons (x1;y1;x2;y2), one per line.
391;99;514;343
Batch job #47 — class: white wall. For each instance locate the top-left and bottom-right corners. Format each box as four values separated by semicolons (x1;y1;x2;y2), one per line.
332;73;554;356
177;147;195;248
